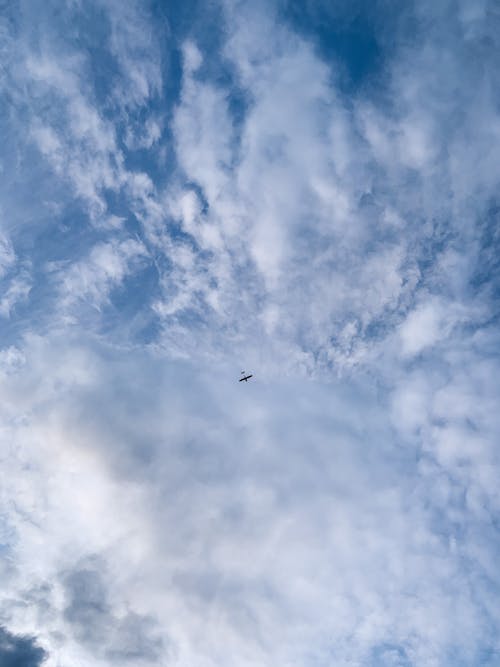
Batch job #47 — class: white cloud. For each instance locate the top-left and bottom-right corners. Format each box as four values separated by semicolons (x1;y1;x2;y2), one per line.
399;299;447;357
60;238;148;308
1;0;500;665
182;41;203;74
1;334;498;666
0;233;15;279
25;55;124;218
125;117;163;151
0;270;32;318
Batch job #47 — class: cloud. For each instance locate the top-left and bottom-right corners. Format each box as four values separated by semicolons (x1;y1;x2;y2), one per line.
0;233;16;279
0;270;32;318
60;237;149;309
167;0;500;370
0;626;47;667
62;557;164;663
26;54;124;218
103;0;163;108
398;297;469;357
182;41;203;74
0;233;31;318
0;330;499;666
0;1;500;666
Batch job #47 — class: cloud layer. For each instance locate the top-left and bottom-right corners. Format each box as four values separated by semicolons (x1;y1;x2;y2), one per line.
1;0;500;666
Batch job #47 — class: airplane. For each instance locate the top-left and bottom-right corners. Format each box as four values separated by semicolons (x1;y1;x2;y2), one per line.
239;371;253;382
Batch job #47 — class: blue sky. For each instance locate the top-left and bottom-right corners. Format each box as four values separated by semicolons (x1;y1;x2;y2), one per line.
1;0;500;665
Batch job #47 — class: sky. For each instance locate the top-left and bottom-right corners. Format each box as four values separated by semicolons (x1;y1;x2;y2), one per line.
1;0;500;665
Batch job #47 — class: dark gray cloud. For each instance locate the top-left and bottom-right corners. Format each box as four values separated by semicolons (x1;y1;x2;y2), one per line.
0;626;46;667
62;557;165;663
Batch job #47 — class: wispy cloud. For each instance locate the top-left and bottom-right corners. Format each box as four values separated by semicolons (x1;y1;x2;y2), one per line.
60;238;148;310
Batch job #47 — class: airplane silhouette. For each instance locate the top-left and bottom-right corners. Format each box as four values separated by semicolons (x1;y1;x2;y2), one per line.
239;371;253;382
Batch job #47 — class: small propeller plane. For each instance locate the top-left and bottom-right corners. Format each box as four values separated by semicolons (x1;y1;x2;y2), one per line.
239;371;253;382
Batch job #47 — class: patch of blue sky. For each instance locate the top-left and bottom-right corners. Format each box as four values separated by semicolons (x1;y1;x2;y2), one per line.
277;0;414;94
